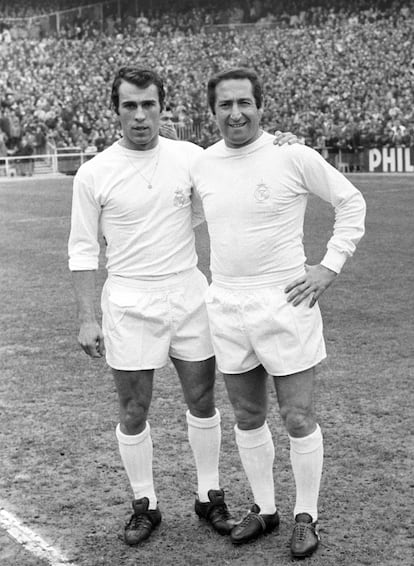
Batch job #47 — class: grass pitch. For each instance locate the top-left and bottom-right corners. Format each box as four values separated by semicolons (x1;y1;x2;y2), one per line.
0;174;412;566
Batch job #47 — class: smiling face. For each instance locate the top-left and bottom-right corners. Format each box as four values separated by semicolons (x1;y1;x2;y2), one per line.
214;78;263;148
117;80;161;151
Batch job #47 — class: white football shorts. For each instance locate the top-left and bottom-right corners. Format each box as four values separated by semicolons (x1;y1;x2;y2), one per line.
101;268;214;370
205;282;326;376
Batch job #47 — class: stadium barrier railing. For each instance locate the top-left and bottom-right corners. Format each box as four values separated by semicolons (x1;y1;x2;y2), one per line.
1;145;413;179
0;149;95;178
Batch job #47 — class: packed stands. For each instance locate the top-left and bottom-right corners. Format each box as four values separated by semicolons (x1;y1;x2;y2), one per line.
0;0;413;171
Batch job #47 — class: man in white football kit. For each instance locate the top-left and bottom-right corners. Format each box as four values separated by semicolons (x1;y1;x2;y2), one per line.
191;68;366;558
68;68;237;545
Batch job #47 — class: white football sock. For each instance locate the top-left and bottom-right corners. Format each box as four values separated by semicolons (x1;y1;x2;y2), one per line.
289;424;323;522
186;408;221;502
235;422;276;515
116;422;157;509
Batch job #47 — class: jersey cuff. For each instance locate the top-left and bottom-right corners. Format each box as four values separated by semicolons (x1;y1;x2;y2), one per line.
68;258;99;271
320;248;347;274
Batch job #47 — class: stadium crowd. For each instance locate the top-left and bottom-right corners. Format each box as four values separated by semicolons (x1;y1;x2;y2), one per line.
0;0;413;161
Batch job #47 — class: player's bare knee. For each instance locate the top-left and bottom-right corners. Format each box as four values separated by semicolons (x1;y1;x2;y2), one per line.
187;393;215;418
280;406;315;437
121;398;149;434
185;381;215;418
234;403;266;431
189;401;216;418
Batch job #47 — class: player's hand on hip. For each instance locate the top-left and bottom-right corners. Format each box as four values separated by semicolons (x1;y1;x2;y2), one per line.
78;321;105;358
273;130;304;146
284;264;337;307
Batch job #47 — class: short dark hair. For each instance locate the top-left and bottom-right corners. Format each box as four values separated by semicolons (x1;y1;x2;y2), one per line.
207;68;263;115
111;67;165;114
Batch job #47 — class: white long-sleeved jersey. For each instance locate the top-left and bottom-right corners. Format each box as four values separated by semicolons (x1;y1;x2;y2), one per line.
191;132;366;286
68;137;203;279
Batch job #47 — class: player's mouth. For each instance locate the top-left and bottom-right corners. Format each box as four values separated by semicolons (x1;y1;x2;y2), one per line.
229;122;247;129
133;126;149;132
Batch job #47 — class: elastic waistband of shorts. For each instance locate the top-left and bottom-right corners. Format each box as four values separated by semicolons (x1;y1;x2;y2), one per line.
108;268;198;291
211;268;306;290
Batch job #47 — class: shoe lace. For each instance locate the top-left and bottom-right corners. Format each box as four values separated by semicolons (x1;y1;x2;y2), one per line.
127;513;150;530
238;512;256;528
212;503;231;520
294;522;310;542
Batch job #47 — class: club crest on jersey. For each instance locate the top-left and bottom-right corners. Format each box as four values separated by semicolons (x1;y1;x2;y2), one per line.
173;188;188;208
254;181;271;202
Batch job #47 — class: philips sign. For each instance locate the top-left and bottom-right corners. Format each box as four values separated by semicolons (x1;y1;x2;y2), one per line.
367;147;414;173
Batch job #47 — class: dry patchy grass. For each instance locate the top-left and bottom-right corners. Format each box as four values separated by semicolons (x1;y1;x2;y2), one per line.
0;175;412;566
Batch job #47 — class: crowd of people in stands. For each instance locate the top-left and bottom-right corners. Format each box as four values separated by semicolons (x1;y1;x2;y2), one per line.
0;0;413;166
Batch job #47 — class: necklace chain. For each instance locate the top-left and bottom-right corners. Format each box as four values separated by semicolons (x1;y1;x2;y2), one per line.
125;146;161;189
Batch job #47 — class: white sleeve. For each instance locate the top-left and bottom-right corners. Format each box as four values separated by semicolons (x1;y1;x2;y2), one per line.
188;144;206;228
191;185;205;228
297;146;366;273
68;173;101;271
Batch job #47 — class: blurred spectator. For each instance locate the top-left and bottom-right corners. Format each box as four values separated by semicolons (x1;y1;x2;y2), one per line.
159;106;178;140
33;123;47;154
84;138;97;154
0;128;8;164
11;135;34;176
390;118;410;146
